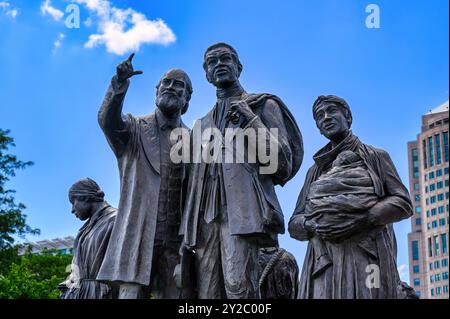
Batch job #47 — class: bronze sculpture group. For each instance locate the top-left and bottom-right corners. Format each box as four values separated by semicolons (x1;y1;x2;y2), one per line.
62;43;414;299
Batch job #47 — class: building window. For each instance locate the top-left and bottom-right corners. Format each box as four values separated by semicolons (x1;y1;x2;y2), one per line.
429;137;434;167
436;168;443;177
436;287;442;295
415;194;421;202
439;206;445;214
430;275;434;283
443;272;449;280
445;179;449;187
412;148;419;178
432;220;438;228
413;265;420;273
430;262;433;270
430;196;436;204
436;134;442;165
437;181;443;189
439;218;446;226
443;259;448;267
434;235;440;256
415;218;422;226
442;233;448;255
413;278;420;286
436;273;441;281
443;132;449;162
437;193;444;201
445;167;449;175
428;237;433;257
415;206;421;213
429;171;435;179
430;184;436;191
435;260;440;269
444;286;449;294
412;240;419;261
431;288;435;296
426;210;430;217
423;140;428;169
431;208;437;216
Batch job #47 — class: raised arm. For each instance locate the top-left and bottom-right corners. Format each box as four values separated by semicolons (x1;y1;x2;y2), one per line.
98;53;143;156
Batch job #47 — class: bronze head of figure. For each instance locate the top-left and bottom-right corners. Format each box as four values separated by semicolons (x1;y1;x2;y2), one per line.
68;178;105;221
203;42;243;89
312;95;353;146
156;68;193;117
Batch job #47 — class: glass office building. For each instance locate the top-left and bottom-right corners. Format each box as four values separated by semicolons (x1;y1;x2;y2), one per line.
407;101;449;299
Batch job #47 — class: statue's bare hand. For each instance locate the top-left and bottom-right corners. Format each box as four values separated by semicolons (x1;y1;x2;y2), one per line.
315;214;369;242
116;53;143;83
304;219;317;234
229;100;256;124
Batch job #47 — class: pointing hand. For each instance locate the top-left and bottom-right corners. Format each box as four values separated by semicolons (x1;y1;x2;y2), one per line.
116;53;143;83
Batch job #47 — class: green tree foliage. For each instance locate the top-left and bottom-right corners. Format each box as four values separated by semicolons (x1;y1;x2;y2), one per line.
0;128;39;274
0;130;73;299
0;250;73;299
0;246;20;277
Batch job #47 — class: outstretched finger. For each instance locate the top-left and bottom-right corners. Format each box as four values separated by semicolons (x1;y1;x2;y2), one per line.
127;52;135;63
132;70;143;76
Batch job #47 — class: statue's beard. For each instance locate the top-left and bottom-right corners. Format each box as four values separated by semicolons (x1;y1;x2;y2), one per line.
156;93;183;116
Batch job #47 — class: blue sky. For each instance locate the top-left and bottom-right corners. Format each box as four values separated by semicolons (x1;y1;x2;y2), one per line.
0;0;448;283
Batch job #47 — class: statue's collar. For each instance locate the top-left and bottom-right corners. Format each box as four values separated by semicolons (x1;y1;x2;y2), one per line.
89;202;109;224
216;82;245;99
313;131;361;170
155;108;181;130
79;202;110;234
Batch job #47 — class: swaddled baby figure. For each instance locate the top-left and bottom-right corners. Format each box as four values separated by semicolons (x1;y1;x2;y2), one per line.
305;150;379;226
303;150;380;277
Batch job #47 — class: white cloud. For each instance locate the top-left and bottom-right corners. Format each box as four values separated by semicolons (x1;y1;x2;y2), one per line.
52;33;65;53
40;0;64;21
397;264;409;283
74;0;176;55
0;1;19;19
84;17;93;27
76;0;109;17
7;7;17;18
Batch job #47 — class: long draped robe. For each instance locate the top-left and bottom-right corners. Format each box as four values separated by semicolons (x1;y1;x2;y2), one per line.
64;203;117;299
289;132;413;299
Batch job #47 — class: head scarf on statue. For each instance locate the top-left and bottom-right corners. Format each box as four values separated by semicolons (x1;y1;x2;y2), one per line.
68;178;105;203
